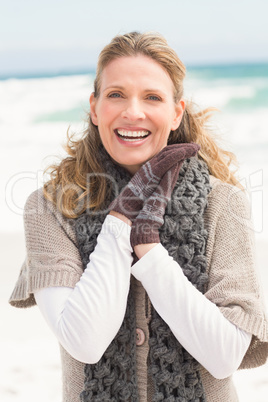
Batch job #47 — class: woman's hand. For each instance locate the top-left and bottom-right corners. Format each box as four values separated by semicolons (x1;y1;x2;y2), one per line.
129;162;181;248
110;143;200;258
109;143;199;221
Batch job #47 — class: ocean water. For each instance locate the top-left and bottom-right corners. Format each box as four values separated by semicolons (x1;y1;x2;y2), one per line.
1;63;268;241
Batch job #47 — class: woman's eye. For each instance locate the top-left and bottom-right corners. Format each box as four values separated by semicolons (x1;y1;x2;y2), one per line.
108;92;122;98
147;95;161;101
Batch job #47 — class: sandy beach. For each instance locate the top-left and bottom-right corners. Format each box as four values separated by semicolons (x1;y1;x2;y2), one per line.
1;232;268;401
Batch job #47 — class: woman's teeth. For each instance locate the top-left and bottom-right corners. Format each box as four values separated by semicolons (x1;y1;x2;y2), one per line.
116;129;150;141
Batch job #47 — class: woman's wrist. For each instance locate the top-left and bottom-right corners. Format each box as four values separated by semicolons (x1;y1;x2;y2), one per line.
134;243;159;259
109;211;132;226
109;211;158;258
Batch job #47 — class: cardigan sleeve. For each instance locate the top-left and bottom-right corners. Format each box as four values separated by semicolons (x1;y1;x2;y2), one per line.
9;188;83;308
204;177;268;369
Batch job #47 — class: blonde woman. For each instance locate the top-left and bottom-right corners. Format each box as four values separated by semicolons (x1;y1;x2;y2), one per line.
10;32;268;401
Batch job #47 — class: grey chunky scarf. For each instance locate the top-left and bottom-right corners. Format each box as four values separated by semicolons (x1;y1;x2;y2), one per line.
75;147;211;401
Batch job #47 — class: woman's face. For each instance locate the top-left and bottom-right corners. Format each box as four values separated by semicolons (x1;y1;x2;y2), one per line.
90;55;184;175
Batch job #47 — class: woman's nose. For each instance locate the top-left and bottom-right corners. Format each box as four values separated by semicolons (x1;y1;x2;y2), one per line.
121;100;146;121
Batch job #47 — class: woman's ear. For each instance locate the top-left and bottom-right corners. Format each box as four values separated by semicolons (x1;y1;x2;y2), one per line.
171;99;185;131
89;92;98;126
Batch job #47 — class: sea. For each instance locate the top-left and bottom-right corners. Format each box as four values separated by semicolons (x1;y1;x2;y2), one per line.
1;63;268;240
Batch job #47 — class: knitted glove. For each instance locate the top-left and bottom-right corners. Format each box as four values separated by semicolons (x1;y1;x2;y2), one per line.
109;143;199;221
130;161;185;247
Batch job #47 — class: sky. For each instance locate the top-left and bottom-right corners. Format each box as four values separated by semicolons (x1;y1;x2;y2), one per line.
1;0;268;75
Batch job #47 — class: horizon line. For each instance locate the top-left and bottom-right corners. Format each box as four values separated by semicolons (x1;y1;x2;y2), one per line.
1;60;268;81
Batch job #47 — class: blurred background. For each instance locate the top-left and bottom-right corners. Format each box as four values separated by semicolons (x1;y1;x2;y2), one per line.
1;1;268;400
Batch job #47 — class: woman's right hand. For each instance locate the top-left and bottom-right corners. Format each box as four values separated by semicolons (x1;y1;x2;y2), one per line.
109;143;199;221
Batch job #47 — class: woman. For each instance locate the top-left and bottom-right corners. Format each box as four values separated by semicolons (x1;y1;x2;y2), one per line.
9;32;268;401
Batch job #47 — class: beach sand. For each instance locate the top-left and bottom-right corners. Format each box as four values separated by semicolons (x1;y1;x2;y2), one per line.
1;232;268;401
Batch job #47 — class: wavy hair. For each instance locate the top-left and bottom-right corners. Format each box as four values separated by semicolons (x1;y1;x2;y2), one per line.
44;31;241;219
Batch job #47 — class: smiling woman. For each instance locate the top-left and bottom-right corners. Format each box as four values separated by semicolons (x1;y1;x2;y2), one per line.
9;31;268;402
89;54;185;174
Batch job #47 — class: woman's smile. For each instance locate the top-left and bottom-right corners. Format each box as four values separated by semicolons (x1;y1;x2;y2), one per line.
90;54;185;174
114;127;151;144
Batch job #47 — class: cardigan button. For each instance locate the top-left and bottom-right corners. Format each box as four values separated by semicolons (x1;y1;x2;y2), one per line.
136;328;145;346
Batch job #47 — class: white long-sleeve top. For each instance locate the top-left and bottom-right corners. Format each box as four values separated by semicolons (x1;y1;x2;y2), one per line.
34;214;252;380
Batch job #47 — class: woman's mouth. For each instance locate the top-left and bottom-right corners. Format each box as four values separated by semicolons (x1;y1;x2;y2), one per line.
115;129;151;142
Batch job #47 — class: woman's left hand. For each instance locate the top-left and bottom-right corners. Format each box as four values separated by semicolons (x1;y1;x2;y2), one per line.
129;161;180;249
110;160;180;259
109;143;199;222
110;156;183;258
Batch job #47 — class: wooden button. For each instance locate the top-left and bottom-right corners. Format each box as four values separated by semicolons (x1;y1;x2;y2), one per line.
136;328;145;346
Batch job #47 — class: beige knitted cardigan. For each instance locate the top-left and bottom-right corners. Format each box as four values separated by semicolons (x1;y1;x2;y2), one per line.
9;176;268;402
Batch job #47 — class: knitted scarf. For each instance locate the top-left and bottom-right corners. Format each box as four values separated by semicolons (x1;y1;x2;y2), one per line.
75;147;211;401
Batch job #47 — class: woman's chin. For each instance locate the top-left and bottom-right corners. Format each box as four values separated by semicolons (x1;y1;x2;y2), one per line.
106;145;162;175
116;160;143;175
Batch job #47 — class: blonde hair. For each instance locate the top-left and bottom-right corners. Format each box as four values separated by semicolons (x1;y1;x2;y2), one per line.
44;31;240;219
